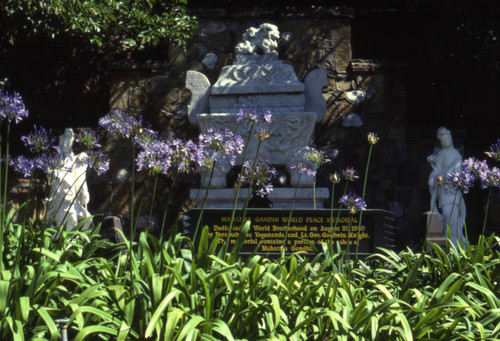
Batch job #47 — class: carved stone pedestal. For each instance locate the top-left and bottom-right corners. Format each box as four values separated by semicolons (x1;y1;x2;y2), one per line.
424;211;446;251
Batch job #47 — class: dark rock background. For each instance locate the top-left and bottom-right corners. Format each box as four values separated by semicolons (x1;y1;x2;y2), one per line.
4;4;500;248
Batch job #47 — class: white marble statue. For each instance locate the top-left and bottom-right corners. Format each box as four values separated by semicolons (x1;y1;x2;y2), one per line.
235;23;280;55
427;127;466;245
46;128;91;232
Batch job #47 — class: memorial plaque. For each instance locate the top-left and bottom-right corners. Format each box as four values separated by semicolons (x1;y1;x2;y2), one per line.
186;209;396;256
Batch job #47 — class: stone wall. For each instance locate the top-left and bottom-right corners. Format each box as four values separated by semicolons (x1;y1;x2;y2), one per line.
99;6;426;246
108;7;355;132
5;6;498;246
316;59;416;247
89;6;498;247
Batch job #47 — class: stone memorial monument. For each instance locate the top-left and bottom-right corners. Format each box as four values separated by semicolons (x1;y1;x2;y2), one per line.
426;127;466;246
46;128;92;232
186;23;329;208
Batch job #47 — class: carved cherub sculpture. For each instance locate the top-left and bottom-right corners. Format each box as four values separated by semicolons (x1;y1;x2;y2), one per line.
235;23;280;55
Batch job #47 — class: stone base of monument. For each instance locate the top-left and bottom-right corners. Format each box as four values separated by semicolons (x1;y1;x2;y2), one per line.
424;211;446;251
189;187;329;209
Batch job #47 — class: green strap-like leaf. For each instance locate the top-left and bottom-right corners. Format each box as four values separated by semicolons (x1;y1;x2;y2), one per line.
4;315;25;341
395;312;413;341
74;325;118;341
209;319;235;341
116;320;131;341
17;296;30;323
0;280;9;315
32;248;61;262
144;289;181;338
177;315;204;340
163;308;186;341
68;305;115;325
34;306;59;341
430;273;461;305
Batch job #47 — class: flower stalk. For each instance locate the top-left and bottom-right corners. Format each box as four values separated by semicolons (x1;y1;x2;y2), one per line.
0;123;9;270
328;172;340;248
356;133;378;256
160;169;178;244
193;165;215;244
282;173;301;257
224;125;253;257
482;187;492;236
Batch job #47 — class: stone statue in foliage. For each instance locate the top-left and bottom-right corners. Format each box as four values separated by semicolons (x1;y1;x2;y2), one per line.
427;127;466;245
46;128;91;232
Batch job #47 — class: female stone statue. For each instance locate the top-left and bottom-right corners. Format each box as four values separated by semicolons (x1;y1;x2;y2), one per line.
427;127;466;246
46;128;91;232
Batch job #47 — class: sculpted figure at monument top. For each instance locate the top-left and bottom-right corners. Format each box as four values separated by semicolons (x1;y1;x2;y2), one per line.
46;128;92;232
235;23;280;55
427;127;466;245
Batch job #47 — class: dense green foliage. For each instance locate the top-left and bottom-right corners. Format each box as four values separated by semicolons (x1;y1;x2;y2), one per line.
2;95;499;339
0;1;198;130
1;0;197;51
1;212;499;340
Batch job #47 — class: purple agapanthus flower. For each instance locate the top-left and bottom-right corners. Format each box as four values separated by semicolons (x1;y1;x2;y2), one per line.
81;151;110;176
21;126;55;155
447;168;475;194
342;167;359;182
10;151;59;178
239;159;277;197
37;152;62;175
136;139;172;176
485;139;500;162
0;88;29;124
76;128;101;150
11;155;35;177
169;139;199;173
476;162;490;189
198;127;244;168
289;148;328;177
483;166;500;189
463;157;491;189
339;192;367;214
463;157;488;176
133;128;159;149
290;159;316;176
236;106;272;125
98;109;144;139
136;137;200;176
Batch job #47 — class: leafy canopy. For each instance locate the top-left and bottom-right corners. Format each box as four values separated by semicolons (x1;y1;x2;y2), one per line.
1;0;197;51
